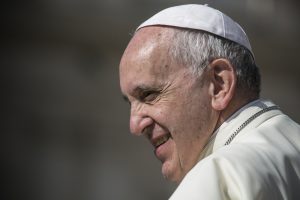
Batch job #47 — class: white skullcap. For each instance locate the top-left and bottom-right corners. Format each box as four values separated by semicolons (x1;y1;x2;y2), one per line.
137;4;254;58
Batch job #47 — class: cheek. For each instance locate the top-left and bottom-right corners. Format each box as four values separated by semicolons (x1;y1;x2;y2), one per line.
161;139;183;182
170;96;211;157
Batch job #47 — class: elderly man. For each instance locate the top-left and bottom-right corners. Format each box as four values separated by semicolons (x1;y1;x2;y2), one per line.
119;4;300;199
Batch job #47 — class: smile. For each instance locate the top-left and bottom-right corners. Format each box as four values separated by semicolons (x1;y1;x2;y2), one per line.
154;133;171;148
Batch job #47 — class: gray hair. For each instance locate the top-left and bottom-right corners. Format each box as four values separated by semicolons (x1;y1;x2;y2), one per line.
169;28;261;96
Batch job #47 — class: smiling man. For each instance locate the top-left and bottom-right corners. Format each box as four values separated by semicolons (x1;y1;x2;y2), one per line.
119;4;300;199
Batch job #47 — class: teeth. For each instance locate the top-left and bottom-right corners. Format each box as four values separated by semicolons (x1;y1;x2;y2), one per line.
155;135;170;147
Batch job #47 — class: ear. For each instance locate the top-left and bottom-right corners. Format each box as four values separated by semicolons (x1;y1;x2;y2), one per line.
208;58;237;111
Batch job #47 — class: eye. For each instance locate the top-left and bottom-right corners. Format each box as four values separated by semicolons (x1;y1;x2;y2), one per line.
140;90;160;102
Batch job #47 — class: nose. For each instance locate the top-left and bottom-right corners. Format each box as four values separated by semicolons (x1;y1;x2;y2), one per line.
130;106;153;136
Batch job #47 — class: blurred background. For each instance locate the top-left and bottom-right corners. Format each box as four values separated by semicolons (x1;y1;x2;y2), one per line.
2;0;299;199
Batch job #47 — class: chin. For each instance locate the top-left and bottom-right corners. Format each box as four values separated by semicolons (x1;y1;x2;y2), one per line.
161;160;183;183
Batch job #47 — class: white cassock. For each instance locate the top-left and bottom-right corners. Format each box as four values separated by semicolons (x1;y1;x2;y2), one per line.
170;99;300;200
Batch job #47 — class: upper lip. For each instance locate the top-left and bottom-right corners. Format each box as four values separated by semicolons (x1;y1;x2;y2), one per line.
142;124;171;148
149;133;171;148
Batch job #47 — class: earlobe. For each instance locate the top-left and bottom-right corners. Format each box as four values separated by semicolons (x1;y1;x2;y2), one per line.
209;59;236;111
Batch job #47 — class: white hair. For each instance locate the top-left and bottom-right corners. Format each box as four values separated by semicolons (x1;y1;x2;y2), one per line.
169;28;261;96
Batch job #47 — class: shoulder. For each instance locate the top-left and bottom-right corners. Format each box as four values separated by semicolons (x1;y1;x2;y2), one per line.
170;142;300;200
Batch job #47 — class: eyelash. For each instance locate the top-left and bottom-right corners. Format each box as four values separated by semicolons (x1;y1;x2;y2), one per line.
140;90;159;102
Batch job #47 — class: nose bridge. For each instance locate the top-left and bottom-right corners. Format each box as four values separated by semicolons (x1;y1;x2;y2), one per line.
129;102;153;136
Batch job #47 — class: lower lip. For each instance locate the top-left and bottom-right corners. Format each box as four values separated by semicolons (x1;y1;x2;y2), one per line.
154;138;171;158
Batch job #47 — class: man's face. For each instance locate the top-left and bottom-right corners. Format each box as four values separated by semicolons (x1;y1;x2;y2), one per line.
119;27;217;183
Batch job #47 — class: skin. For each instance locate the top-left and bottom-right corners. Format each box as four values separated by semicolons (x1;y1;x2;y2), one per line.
119;26;250;183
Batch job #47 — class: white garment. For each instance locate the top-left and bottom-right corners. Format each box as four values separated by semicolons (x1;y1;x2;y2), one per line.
170;99;300;200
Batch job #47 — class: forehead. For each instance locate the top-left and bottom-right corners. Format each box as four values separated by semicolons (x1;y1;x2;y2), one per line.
119;27;181;91
124;26;173;55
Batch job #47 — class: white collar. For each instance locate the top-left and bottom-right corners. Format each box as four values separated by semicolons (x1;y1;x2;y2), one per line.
213;99;277;151
197;99;277;161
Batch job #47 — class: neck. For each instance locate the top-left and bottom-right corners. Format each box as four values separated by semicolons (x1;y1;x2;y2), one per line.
215;96;259;131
